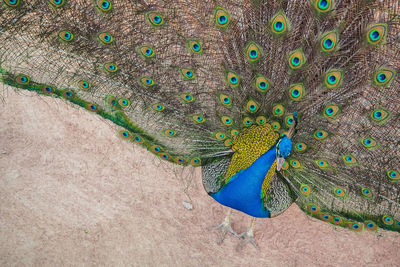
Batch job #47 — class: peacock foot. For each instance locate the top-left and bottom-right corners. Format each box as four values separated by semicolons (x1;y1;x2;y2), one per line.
236;217;259;251
210;209;238;244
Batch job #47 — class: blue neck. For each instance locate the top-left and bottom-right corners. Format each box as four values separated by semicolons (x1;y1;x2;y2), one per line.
210;146;277;218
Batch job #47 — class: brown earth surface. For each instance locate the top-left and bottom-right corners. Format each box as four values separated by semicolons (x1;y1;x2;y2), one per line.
1;89;399;266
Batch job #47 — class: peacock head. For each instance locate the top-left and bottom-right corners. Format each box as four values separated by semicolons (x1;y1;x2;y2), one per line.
275;136;292;171
275;112;298;171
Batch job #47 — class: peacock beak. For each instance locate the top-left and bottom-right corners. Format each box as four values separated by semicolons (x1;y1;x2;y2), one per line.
276;157;285;171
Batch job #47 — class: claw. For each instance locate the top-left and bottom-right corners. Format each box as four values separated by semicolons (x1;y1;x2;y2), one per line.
209;209;238;244
236;217;259;251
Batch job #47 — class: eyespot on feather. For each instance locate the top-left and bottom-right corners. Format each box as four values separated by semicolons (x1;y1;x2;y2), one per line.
214;7;230;28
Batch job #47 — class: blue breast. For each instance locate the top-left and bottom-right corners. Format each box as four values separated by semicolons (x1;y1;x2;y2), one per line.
210;147;276;218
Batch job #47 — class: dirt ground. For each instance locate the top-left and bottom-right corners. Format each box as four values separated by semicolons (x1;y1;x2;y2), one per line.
1;88;399;266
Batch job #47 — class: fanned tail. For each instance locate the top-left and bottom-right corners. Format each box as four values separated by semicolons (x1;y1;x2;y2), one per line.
0;0;399;232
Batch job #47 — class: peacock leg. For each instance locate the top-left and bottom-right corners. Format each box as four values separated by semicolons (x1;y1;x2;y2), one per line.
210;208;238;244
236;217;259;251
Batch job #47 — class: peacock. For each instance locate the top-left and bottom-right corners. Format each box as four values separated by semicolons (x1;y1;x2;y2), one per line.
1;0;399;250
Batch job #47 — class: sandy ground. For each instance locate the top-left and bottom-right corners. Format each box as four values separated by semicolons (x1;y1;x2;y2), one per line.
0;88;399;266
